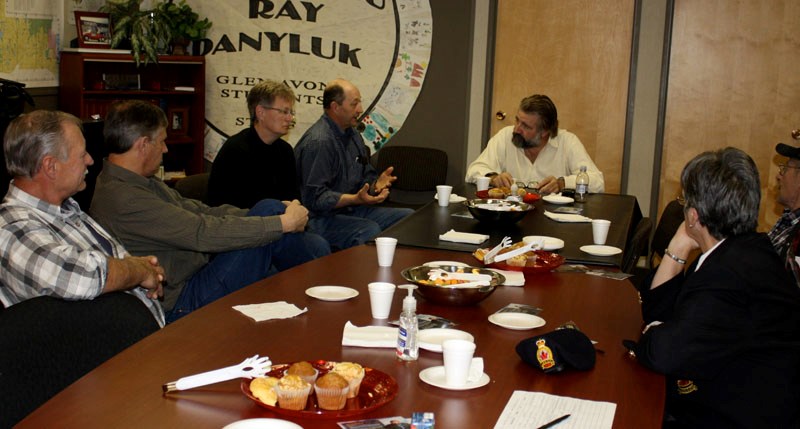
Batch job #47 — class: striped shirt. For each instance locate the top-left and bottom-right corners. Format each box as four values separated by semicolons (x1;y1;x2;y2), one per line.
768;208;800;288
0;184;164;326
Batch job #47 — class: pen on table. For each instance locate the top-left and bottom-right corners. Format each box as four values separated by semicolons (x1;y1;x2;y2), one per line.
536;413;571;429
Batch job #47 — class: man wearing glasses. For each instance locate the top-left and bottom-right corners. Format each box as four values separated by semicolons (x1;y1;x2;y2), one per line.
208;80;301;209
769;143;800;287
295;78;412;250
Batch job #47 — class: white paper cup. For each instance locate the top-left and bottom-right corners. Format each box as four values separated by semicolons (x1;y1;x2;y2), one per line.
442;339;476;387
367;282;396;319
592;219;611;245
436;185;453;207
476;177;491;192
375;237;398;267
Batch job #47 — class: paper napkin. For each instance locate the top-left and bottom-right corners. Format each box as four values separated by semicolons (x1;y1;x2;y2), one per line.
434;193;467;203
488;268;526;286
232;301;307;322
439;229;490;244
341;321;398;348
543;210;592;223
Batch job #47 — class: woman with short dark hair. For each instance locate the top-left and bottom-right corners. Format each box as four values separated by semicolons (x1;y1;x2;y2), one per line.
630;147;800;428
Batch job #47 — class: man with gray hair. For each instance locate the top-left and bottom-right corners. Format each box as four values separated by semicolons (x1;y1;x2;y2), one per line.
0;110;166;326
208;79;301;208
465;94;604;194
91;100;329;323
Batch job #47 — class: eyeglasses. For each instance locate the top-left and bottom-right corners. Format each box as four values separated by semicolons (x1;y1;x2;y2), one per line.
262;106;296;117
778;163;800;176
676;194;686;206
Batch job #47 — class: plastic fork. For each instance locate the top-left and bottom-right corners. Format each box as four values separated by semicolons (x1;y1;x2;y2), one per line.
493;241;537;263
483;236;512;264
163;354;272;393
428;268;493;283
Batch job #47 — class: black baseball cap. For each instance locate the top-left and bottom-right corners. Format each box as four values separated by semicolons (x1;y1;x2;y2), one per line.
776;143;800;160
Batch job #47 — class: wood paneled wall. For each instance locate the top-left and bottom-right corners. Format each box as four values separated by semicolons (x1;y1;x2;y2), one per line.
662;0;800;230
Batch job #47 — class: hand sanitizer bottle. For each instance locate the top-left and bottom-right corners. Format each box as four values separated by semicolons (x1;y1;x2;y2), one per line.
396;284;419;361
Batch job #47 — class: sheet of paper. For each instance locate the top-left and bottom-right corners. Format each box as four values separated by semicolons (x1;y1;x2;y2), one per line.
494;391;616;429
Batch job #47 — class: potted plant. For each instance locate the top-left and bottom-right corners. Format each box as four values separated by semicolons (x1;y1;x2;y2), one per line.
102;0;171;66
157;0;212;56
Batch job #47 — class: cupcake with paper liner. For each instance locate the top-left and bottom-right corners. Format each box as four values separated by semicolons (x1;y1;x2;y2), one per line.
332;362;365;398
314;372;350;410
284;361;319;385
274;374;312;410
249;376;279;406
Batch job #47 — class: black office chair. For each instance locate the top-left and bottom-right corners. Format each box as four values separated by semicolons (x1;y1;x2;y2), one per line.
374;145;448;209
174;173;210;204
622;216;653;274
630;200;685;289
649;200;685;266
0;293;159;427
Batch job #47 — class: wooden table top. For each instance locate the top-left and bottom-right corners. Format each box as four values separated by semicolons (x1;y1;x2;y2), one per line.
19;245;663;429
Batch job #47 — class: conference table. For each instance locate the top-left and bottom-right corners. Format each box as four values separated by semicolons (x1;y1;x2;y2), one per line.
382;187;643;268
18;245;664;428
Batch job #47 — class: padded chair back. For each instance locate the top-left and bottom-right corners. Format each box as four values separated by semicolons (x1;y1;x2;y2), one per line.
650;200;685;263
174;173;210;204
0;293;159;427
622;217;653;274
376;146;448;192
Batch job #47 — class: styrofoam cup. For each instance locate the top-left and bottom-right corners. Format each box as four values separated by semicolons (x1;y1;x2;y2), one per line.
476;177;491;192
436;185;453;207
375;237;398;267
367;282;396;319
592;219;611;245
442;339;476;386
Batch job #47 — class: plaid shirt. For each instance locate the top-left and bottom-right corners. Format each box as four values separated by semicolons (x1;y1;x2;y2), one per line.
0;184;164;326
768;208;800;288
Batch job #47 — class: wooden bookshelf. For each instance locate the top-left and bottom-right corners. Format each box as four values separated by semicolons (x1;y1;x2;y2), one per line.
59;51;206;174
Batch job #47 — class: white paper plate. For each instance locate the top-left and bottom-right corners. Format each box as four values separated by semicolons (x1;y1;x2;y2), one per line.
522;235;565;251
419;328;475;352
542;194;574;204
419;366;490;390
434;193;467;203
223;418;303;429
488;313;546;330
305;286;359;301
423;260;471;268
580;245;623;256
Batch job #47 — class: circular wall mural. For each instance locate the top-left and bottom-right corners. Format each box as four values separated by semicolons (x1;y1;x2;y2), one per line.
193;0;433;161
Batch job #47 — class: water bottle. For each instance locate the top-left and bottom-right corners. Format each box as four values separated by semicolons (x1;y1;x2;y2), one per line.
396;285;419;361
575;166;589;202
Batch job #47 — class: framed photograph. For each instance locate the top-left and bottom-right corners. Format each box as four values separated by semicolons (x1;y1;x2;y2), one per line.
168;108;189;136
75;12;112;49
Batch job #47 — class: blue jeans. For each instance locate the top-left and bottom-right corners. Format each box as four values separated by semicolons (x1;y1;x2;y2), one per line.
166;199;330;323
308;205;413;250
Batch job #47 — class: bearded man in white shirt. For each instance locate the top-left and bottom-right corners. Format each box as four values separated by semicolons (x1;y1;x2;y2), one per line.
465;94;604;194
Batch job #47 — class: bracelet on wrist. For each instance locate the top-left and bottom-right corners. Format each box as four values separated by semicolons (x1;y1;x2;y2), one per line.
664;248;686;265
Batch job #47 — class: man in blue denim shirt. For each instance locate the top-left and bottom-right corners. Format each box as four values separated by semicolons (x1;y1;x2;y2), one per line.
295;79;412;250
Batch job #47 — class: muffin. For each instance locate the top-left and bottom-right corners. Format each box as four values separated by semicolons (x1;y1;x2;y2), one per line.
285;361;318;385
332;362;365;399
274;375;311;410
314;372;350;410
249;376;279;406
